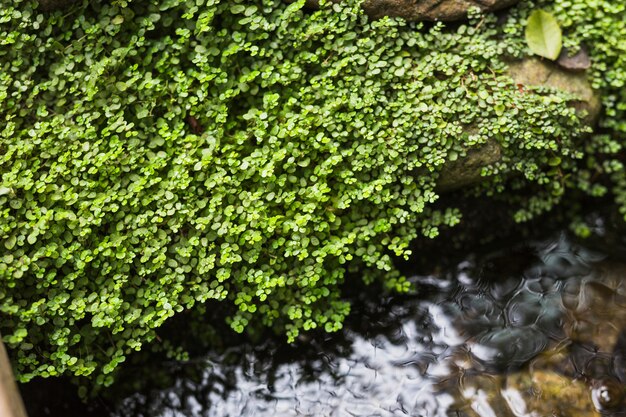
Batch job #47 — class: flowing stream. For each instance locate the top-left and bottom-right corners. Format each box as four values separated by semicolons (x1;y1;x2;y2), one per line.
20;215;626;417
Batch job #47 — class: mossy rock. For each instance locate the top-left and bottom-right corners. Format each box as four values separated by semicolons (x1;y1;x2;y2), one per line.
438;58;601;191
507;58;602;125
437;138;502;191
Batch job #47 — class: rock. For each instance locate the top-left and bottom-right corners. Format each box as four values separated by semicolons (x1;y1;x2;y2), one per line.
304;0;520;21
558;47;593;72
504;369;601;417
448;351;609;417
437;138;501;192
507;58;601;125
470;327;549;371
437;58;601;191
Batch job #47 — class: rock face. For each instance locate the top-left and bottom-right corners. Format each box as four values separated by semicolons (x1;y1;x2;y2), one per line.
507;58;602;125
437;58;601;191
437;139;502;192
305;0;520;21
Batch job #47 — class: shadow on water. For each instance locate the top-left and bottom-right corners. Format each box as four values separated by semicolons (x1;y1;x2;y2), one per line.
19;206;626;417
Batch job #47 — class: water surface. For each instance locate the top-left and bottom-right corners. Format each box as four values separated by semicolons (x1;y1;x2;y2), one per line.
21;216;626;417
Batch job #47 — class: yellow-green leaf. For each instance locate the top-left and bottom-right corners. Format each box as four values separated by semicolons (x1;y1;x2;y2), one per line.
525;10;562;60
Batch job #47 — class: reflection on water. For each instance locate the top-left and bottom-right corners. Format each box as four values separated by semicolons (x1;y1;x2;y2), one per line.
21;220;626;417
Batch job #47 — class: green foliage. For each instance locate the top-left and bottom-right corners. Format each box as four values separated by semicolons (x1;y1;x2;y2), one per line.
498;0;626;221
1;0;626;387
525;10;562;60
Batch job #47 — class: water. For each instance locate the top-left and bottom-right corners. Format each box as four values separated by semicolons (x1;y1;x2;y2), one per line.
21;215;626;417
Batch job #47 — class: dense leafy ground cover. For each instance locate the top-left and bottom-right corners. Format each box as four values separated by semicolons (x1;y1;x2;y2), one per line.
1;0;626;387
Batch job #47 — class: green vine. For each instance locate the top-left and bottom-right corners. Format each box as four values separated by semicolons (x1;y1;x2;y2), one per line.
1;0;625;386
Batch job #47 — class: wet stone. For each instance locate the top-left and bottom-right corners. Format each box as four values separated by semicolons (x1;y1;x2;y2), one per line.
507;58;602;124
447;348;622;417
439;246;626;417
560;264;626;352
504;369;600;417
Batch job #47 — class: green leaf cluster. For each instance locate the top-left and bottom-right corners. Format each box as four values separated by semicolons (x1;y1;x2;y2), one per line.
498;0;626;221
0;0;625;386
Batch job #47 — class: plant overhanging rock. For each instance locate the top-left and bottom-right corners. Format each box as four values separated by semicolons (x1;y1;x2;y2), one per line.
2;0;626;388
438;57;601;190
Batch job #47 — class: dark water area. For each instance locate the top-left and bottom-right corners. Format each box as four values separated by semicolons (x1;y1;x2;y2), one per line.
19;211;626;417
